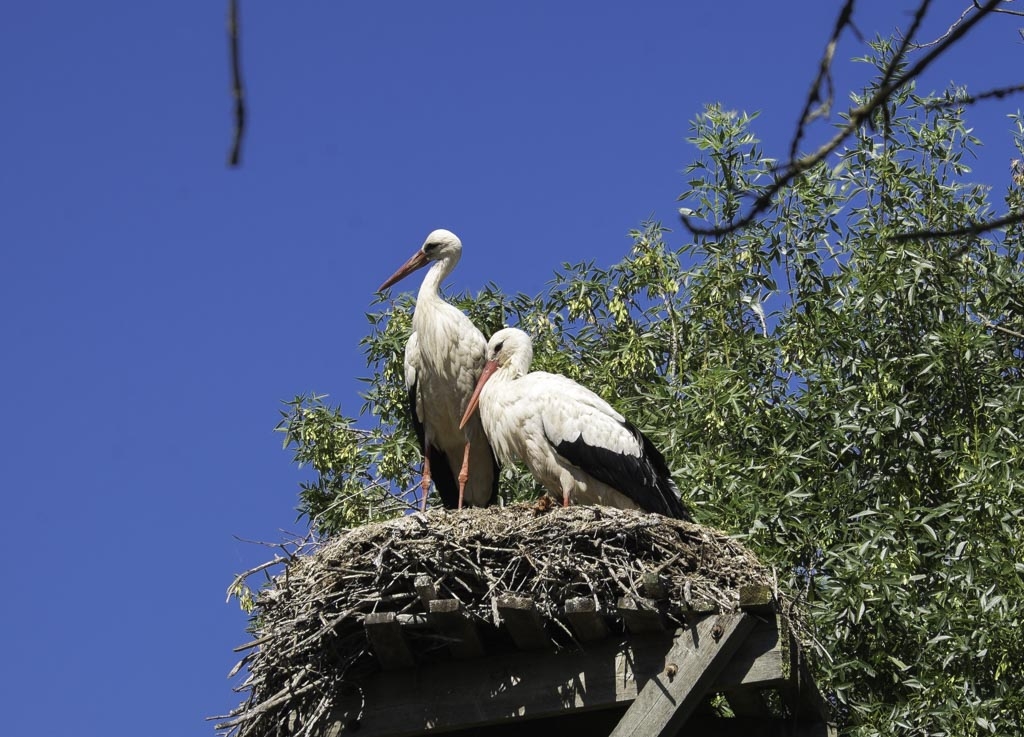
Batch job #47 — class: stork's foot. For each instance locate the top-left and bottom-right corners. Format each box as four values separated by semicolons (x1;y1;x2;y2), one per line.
456;441;471;510
419;455;433;512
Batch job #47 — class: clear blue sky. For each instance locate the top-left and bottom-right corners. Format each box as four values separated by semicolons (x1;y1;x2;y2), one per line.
0;3;1017;734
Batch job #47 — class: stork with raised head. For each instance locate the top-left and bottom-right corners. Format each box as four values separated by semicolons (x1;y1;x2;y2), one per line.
460;327;691;519
378;229;499;510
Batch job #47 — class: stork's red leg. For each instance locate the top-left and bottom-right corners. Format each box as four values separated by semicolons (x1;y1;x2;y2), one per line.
457;442;471;510
420;453;433;512
562;487;571;508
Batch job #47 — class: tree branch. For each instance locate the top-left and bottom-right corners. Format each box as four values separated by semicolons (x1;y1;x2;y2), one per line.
926;82;1024;108
680;0;1005;237
889;208;1024;240
227;0;246;167
789;0;855;163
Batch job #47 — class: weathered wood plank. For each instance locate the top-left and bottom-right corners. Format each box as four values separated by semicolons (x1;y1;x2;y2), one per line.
641;571;668;600
413;575;437;608
681;580;719;616
497;595;548;650
322;618;783;737
364;612;416;670
617;596;665;633
723;688;772;718
426;598;484;659
785;629;837;736
651;716;838;737
738;584;776;615
715;619;786;688
564;597;610;642
609;613;756;737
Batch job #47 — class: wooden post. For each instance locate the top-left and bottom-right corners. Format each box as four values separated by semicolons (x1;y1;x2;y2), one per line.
617;595;666;633
414;575;438;608
609;613;756;737
427;599;484;659
364;612;415;670
564;597;610;642
497;595;548;650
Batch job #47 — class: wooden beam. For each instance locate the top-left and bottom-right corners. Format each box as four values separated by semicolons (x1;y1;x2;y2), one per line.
364;612;415;670
322;618;782;737
679;580;719;617
715;619;786;689
564;597;610;642
738;584;776;615
641;571;668;600
651;716;839;737
413;575;437;609
497;595;548;650
723;688;772;718
785;629;836;735
426;598;484;659
609;613;756;737
617;596;665;633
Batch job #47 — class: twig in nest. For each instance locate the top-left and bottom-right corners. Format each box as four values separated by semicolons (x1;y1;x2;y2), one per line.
215;506;790;737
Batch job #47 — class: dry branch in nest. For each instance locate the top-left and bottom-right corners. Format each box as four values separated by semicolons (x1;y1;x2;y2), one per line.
215;504;792;737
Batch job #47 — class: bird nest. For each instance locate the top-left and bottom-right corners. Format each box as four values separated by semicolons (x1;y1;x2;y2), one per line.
216;504;785;737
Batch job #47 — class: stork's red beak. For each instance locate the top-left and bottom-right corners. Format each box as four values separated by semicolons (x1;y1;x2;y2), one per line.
378;249;430;291
460;359;499;429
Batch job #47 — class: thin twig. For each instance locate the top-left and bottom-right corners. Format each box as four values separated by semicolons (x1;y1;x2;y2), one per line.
890;208;1024;240
910;2;976;48
790;0;856;163
227;0;246;167
926;82;1024;108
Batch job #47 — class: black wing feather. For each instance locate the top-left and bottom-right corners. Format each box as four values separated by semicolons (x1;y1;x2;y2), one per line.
554;420;691;520
407;380;460;509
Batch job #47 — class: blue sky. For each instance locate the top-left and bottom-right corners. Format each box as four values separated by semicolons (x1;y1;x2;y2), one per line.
0;3;1018;734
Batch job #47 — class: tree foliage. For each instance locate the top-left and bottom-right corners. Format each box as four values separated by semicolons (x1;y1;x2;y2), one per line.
277;39;1024;735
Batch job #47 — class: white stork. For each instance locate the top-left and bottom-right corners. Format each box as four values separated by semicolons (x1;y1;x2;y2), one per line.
378;229;499;510
460;328;691;519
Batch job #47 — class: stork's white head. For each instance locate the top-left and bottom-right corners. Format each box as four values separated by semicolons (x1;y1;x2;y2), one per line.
378;228;463;291
484;328;533;377
421;229;462;262
460;328;534;429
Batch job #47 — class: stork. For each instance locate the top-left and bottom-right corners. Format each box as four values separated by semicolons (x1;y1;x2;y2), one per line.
378;229;499;510
460;328;691;519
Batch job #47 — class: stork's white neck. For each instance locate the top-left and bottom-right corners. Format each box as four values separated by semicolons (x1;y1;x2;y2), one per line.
499;350;532;381
417;253;460;303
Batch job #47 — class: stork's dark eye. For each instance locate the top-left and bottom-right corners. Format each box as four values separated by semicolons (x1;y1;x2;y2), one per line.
494;341;504;354
424;242;439;254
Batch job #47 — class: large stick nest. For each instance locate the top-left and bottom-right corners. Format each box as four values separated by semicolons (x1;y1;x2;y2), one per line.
216;504;783;737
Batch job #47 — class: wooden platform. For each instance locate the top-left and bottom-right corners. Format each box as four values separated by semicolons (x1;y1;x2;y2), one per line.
318;581;835;737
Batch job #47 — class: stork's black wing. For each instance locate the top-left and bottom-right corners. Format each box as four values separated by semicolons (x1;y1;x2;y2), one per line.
553;419;691;520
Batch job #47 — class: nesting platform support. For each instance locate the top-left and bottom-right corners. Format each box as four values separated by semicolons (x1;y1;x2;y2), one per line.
327;586;834;737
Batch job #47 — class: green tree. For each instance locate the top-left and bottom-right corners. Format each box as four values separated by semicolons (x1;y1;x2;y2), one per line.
277;39;1024;735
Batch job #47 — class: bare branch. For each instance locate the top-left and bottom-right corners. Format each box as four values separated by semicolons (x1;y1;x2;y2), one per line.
910;2;976;48
227;0;246;167
789;0;855;163
680;0;1005;237
927;82;1024;107
889;208;1024;240
991;0;1024;17
984;320;1024;340
880;0;933;93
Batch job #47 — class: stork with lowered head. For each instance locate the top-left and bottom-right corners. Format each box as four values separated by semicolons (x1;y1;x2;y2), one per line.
460;327;690;519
